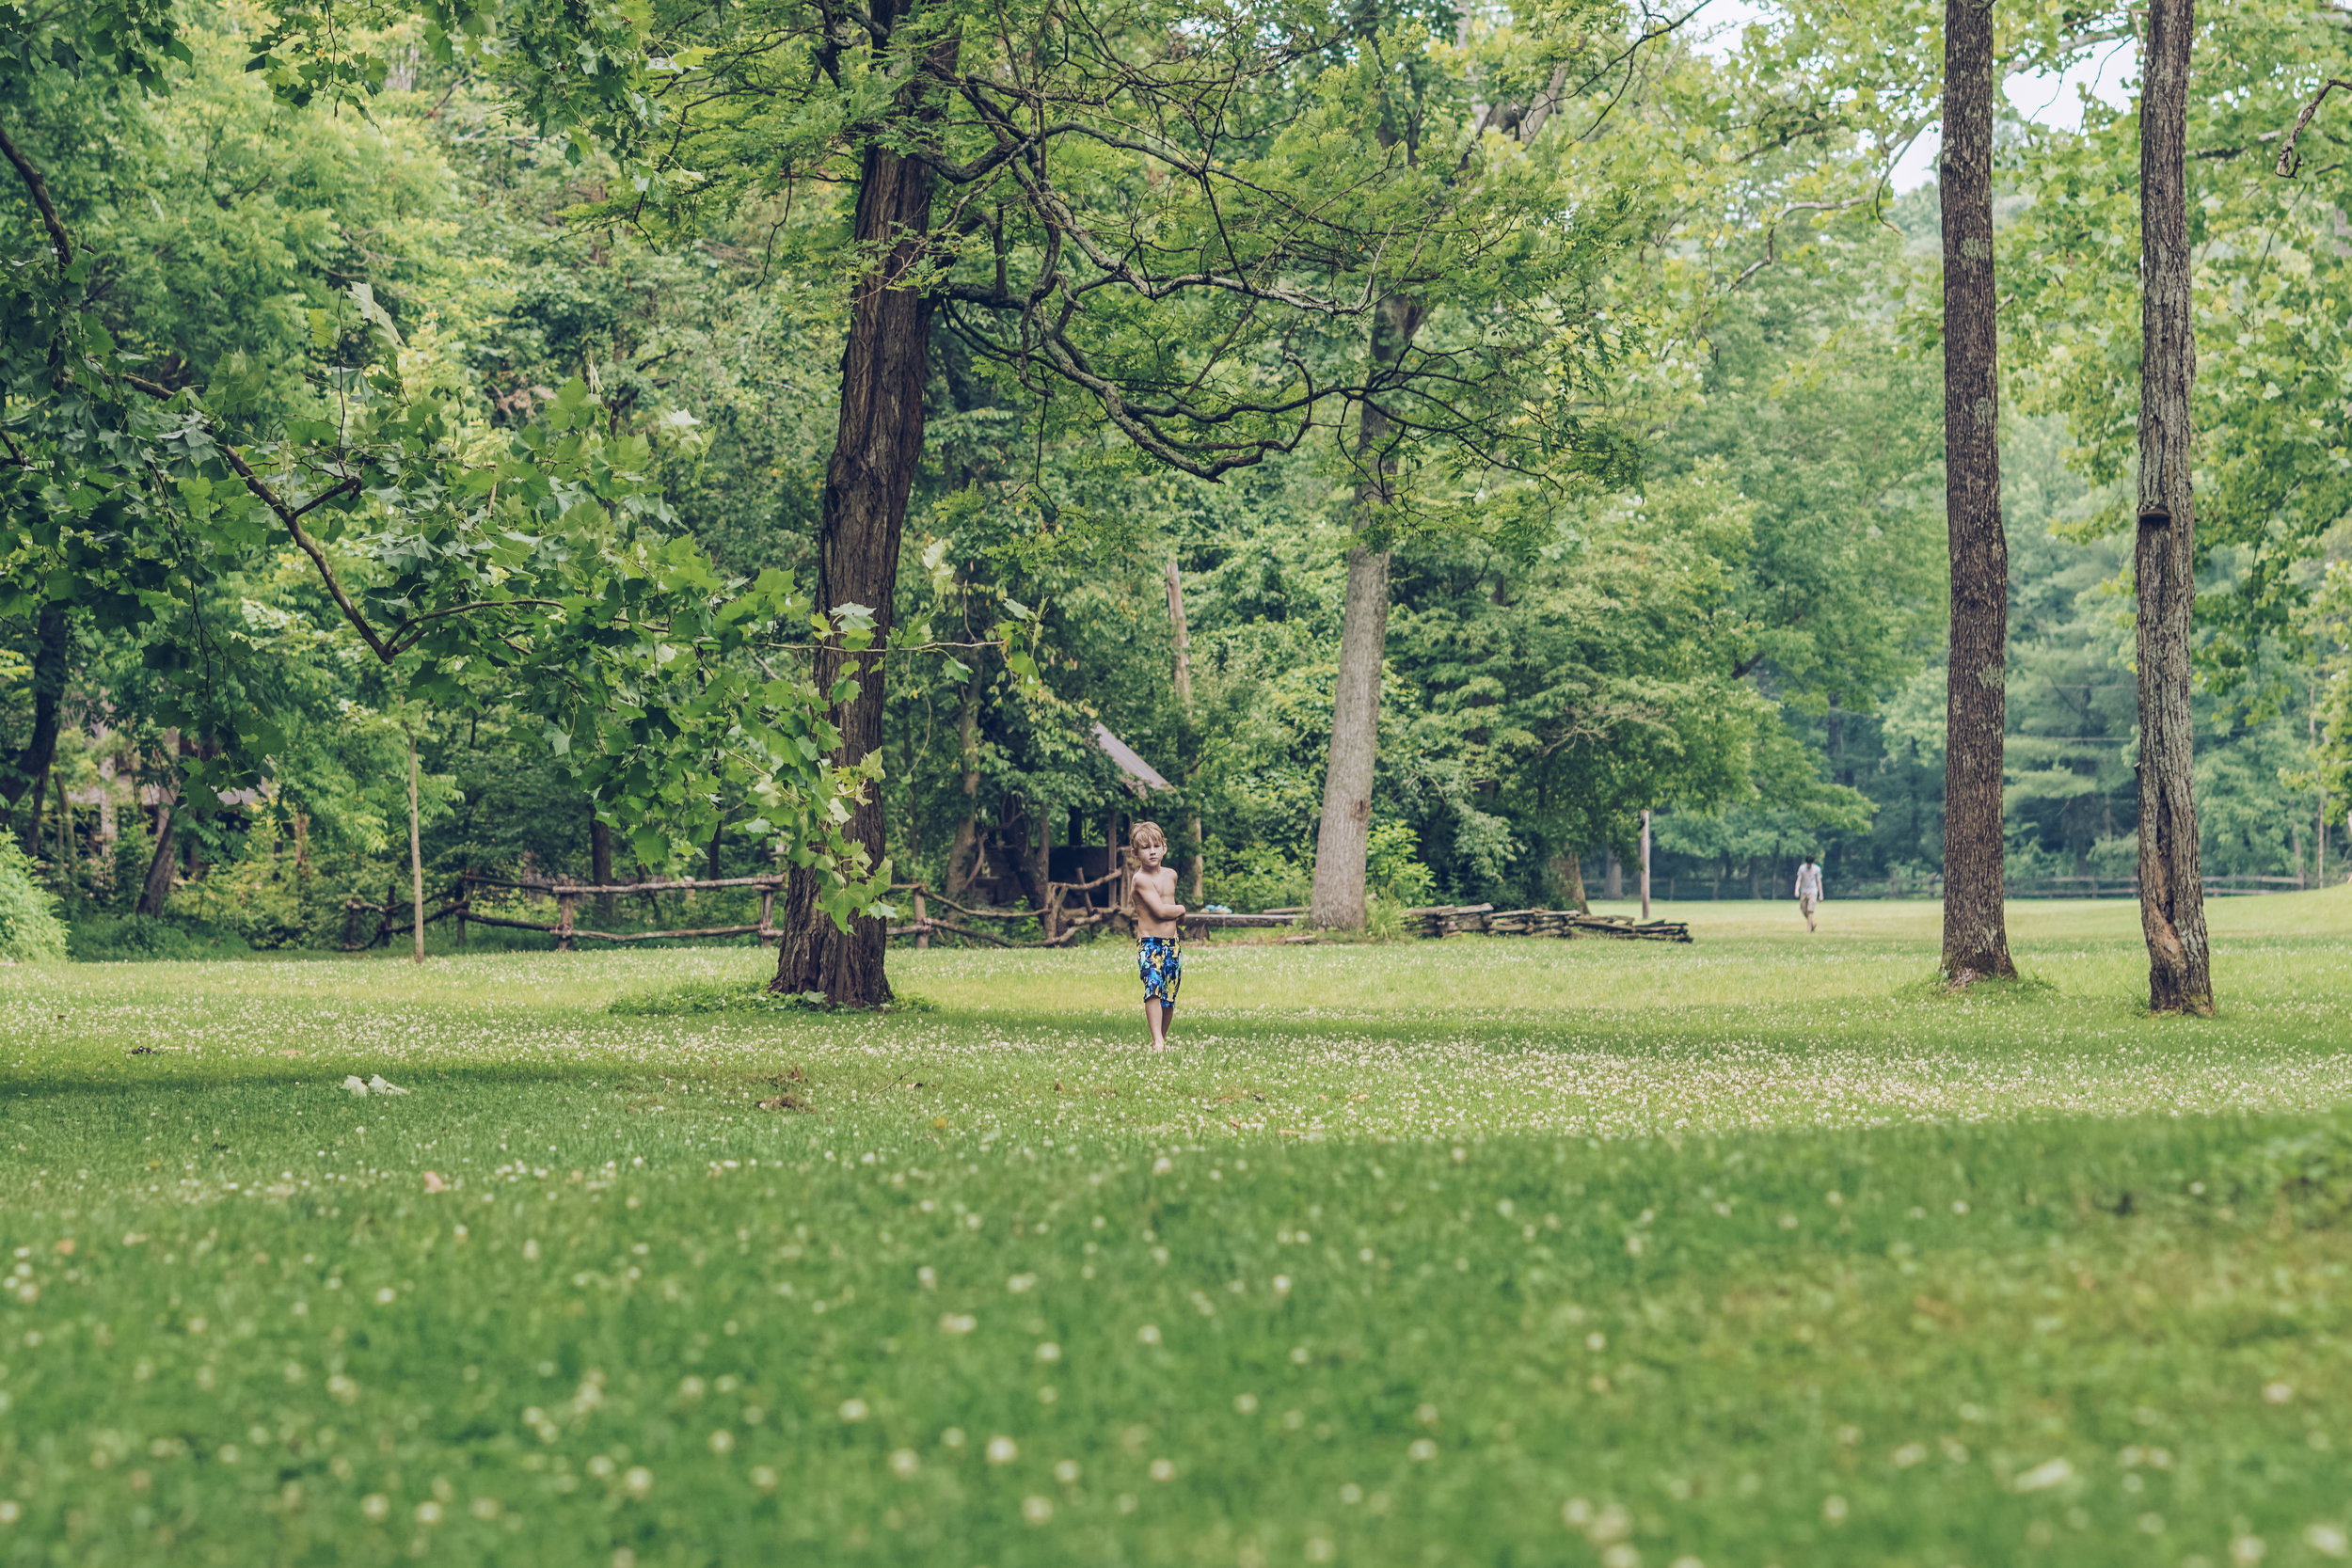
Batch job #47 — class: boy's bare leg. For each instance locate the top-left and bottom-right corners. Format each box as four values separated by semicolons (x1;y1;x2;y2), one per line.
1145;1000;1168;1051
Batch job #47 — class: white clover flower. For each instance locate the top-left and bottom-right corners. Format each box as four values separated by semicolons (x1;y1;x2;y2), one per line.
987;1436;1018;1465
889;1450;919;1479
838;1400;868;1422
1036;1342;1060;1362
360;1495;389;1523
1148;1458;1174;1481
624;1466;652;1497
1136;1324;1161;1345
1022;1496;1053;1524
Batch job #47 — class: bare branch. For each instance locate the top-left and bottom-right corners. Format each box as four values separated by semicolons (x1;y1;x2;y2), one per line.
2277;78;2352;176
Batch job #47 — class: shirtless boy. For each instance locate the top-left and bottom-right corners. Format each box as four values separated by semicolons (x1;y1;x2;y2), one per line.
1126;821;1186;1050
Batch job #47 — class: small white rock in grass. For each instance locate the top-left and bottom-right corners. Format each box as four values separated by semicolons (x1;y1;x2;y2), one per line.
2012;1458;2074;1492
342;1077;368;1096
367;1075;409;1096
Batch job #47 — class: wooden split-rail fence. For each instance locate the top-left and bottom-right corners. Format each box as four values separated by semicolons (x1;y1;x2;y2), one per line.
339;867;1303;953
342;872;794;952
1406;904;1692;942
340;878;1692;953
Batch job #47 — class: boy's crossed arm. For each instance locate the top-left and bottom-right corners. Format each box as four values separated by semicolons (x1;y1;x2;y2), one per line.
1136;874;1186;922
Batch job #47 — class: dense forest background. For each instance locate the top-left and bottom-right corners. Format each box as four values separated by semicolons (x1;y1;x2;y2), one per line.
4;0;2347;956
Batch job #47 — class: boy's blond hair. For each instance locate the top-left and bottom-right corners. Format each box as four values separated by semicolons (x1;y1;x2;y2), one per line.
1122;821;1169;915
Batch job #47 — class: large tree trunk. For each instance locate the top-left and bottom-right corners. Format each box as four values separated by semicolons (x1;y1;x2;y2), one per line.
1309;294;1424;928
1937;0;2016;982
2136;0;2214;1014
2;604;70;811
772;40;950;1004
1550;849;1588;913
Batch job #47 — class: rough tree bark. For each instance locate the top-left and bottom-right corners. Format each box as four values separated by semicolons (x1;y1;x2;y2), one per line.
1938;0;2017;982
1309;293;1423;929
2136;0;2214;1013
771;19;955;1004
0;605;69;809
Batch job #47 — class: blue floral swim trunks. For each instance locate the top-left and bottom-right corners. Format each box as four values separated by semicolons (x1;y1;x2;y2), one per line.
1137;935;1182;1006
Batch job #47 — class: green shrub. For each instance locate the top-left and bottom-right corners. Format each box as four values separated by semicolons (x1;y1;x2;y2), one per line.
0;838;69;961
1366;821;1437;908
1201;847;1312;912
66;913;245;962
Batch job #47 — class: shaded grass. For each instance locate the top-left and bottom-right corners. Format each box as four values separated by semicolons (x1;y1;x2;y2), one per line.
4;898;2352;1565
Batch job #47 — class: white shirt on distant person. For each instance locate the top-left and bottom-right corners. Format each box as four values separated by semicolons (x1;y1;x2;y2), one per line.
1794;863;1822;902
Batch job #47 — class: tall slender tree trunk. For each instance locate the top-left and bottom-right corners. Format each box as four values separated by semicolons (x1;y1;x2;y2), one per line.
590;815;614;921
1938;0;2016;981
406;727;425;965
138;800;177;916
0;604;68;811
2136;0;2214;1014
773;26;954;1004
1165;557;1204;901
1309;294;1424;928
945;669;983;895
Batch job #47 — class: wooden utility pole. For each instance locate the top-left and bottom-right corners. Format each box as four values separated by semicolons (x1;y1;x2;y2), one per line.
1639;810;1652;922
1165;556;1204;902
2135;0;2214;1012
406;726;425;965
1938;0;2017;981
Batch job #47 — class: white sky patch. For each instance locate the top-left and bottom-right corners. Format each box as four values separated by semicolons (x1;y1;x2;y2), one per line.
1688;1;2138;191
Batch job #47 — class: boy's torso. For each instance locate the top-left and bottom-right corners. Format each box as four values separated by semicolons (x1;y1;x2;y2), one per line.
1135;867;1181;936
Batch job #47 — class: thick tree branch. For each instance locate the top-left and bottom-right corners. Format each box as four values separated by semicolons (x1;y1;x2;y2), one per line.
0;119;72;269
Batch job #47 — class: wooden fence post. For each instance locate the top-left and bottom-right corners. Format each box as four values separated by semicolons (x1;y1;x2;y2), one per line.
914;884;929;950
757;883;776;947
456;871;470;948
556;889;576;953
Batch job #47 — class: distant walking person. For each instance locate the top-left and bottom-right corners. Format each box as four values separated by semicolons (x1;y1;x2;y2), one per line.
1794;855;1824;932
1126;821;1186;1051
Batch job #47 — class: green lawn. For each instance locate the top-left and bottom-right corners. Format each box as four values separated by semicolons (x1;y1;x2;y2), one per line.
6;895;2352;1566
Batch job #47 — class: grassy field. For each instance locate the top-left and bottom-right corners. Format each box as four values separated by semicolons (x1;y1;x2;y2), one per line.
5;893;2352;1566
